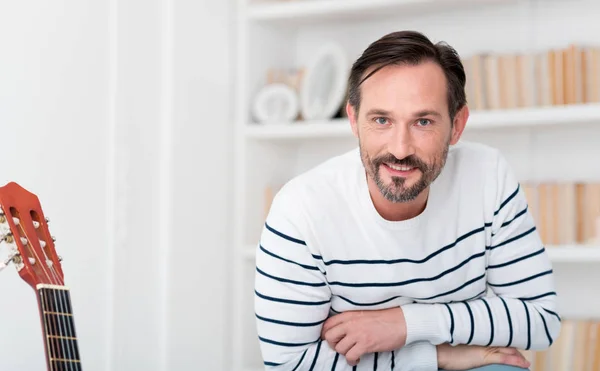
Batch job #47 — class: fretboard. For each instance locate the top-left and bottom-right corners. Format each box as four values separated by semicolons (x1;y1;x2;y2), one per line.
37;284;81;371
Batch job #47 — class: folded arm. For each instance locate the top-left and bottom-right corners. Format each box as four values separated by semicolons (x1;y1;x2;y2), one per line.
401;152;561;351
255;186;437;370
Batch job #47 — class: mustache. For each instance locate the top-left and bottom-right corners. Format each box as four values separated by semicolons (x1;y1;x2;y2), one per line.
373;154;429;170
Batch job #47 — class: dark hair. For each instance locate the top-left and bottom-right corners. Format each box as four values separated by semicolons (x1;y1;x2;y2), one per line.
347;30;466;123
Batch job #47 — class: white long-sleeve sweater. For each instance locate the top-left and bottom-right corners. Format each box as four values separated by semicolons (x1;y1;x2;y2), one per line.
254;141;561;371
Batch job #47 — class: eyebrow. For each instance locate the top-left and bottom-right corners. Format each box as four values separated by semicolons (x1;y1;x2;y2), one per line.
365;109;393;117
413;110;443;119
365;109;443;118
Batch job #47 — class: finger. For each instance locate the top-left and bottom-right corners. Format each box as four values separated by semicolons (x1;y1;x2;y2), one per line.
496;347;520;356
322;313;351;335
345;344;365;367
323;322;347;347
488;353;530;369
334;333;356;356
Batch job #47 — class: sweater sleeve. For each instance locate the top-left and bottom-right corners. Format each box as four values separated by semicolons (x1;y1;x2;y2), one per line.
255;185;438;370
401;151;561;351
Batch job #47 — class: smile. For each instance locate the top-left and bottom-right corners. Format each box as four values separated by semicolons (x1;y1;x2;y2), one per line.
382;163;417;176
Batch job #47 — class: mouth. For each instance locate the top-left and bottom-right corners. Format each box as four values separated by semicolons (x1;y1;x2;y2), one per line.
382;163;418;177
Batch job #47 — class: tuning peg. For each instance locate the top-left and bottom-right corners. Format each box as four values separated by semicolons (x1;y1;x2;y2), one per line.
32;221;40;229
0;252;19;273
45;217;50;223
51;236;56;242
2;233;13;244
58;255;63;262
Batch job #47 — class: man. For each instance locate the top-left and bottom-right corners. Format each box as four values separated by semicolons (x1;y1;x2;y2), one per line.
254;30;560;370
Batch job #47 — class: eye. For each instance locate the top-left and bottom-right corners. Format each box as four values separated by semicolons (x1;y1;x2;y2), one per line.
416;118;431;126
374;117;388;125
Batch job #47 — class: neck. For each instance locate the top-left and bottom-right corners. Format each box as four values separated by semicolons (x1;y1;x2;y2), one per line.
36;284;81;371
366;175;429;222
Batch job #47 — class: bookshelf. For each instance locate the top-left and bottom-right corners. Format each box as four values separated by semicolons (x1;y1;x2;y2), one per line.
244;103;600;140
247;0;517;24
232;0;600;370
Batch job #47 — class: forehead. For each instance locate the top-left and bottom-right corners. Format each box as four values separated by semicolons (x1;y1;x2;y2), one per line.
359;61;448;115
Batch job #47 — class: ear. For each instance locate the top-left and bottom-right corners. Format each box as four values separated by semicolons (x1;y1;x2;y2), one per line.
449;104;469;145
346;102;359;138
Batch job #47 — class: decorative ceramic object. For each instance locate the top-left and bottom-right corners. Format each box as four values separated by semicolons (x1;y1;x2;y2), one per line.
252;83;299;124
299;42;349;120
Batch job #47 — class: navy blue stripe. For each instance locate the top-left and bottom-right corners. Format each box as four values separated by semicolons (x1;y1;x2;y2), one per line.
495;185;520;216
500;297;513;347
331;352;339;370
309;341;322;371
443;303;455;343
374;352;378;370
522;300;531;350
520;292;556;301
481;298;494;346
255;290;330;306
488;269;552;288
543;308;561;322
292;349;307;371
500;206;528;228
336;272;485;306
416;273;486;301
316;226;485;265
265;222;306;245
265;361;283;366
255;313;325;327
256;266;326;287
488;226;536;250
487;247;545;269
464;302;475;344
328;251;484;287
536;308;553;345
259;335;317;347
337;294;400;307
391;351;395;370
461;289;486;302
259;244;325;274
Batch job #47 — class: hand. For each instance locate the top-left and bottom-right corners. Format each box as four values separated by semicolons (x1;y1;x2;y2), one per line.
320;308;407;366
436;343;531;370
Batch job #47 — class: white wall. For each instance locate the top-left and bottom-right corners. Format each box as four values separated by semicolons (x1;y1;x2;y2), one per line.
0;0;233;370
0;1;110;370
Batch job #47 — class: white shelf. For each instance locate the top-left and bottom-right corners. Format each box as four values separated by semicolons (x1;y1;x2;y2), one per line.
244;244;600;263
244;104;600;140
247;0;513;25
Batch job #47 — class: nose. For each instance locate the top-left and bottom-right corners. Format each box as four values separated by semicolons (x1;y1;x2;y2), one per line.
387;123;416;160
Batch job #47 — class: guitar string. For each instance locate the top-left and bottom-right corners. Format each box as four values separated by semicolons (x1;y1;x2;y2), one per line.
55;286;75;371
15;215;76;369
41;288;58;370
19;220;72;371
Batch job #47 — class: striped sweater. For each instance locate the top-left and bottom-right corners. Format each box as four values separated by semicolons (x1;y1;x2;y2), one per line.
254;141;561;370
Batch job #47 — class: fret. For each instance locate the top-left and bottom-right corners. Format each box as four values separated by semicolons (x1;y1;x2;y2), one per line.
37;285;81;371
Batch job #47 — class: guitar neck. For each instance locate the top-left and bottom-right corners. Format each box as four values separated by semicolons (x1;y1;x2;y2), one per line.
36;284;81;371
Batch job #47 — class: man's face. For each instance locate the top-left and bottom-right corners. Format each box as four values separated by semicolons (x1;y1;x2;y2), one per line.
348;61;466;203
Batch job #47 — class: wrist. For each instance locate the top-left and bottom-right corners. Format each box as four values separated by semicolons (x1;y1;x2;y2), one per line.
436;343;451;369
402;303;450;345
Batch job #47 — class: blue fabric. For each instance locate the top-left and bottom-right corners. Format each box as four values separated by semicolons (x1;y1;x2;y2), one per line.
440;366;529;371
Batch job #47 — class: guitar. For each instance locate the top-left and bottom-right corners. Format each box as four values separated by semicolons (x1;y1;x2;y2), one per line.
0;181;81;371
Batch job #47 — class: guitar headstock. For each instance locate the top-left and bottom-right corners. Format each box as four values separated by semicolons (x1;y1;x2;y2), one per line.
0;182;63;289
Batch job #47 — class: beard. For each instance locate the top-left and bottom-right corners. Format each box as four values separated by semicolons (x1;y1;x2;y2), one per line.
359;140;450;203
